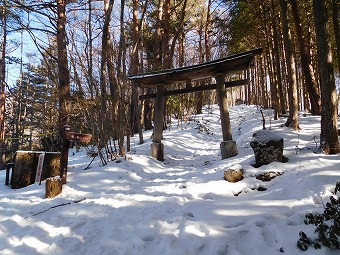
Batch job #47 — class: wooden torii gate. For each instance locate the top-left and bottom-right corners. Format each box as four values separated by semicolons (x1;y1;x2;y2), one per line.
128;48;263;161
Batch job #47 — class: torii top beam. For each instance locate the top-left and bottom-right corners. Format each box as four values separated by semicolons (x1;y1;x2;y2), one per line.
127;48;263;88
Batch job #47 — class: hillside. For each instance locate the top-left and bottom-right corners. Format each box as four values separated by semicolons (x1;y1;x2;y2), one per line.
0;104;339;255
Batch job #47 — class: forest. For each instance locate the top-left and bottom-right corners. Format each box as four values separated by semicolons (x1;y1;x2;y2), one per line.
0;0;339;169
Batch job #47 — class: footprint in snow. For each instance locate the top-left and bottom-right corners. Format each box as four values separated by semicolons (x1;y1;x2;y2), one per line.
142;235;155;242
185;212;194;218
201;193;214;200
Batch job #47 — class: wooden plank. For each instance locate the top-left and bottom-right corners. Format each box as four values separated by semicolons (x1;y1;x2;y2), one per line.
139;79;249;100
225;78;250;88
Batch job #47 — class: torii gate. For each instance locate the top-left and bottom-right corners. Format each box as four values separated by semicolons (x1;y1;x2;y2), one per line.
128;48;263;161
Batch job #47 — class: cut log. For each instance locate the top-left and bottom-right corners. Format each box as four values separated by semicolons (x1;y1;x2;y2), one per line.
45;177;62;198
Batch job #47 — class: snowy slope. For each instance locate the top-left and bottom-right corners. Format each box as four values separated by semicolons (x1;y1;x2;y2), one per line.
0;104;339;255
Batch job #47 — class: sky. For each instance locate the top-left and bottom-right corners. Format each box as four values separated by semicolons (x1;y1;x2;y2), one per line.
0;104;339;255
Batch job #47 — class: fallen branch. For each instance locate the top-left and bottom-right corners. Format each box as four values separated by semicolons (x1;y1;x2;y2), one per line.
25;198;86;218
84;153;97;170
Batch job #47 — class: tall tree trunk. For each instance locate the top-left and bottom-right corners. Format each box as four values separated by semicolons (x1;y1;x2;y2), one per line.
100;0;114;115
88;0;95;98
117;0;126;156
169;0;187;65
313;0;339;154
271;0;285;115
162;0;171;69
57;0;70;183
331;0;340;71
259;56;269;108
290;0;321;115
154;0;164;70
266;29;279;119
0;2;7;169
57;0;70;128
98;0;115;162
280;0;299;129
130;0;144;145
144;91;153;131
143;0;163;133
196;0;212;115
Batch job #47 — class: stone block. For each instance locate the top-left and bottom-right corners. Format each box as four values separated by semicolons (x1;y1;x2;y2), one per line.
220;140;238;159
250;130;283;167
150;142;164;161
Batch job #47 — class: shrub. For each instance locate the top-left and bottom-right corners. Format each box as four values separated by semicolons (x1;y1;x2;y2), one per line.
297;182;340;251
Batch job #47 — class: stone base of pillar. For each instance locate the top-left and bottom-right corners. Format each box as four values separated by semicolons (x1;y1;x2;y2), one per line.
151;142;164;161
220;140;238;159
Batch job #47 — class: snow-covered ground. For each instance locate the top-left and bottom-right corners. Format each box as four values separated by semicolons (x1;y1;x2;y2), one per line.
0;104;339;255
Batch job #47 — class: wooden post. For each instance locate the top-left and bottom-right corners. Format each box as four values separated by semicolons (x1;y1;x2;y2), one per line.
151;85;165;161
60;125;70;184
216;74;232;141
45;177;62;198
215;74;238;159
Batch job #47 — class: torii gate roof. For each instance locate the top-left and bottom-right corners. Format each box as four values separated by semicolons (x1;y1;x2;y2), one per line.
127;48;262;88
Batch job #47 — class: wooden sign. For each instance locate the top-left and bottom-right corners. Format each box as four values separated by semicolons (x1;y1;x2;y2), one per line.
66;132;92;143
61;127;93;185
35;152;45;184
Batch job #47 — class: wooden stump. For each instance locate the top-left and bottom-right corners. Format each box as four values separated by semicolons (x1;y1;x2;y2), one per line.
45;177;62;198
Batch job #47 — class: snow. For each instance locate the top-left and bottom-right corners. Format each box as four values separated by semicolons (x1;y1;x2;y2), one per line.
251;129;283;144
0;104;339;255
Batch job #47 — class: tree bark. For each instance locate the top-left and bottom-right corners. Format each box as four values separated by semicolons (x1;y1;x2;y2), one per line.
266;32;279;119
57;0;70;128
56;0;70;183
162;0;171;69
271;0;285;115
313;0;339;154
130;0;144;144
331;0;340;71
0;2;7;169
87;0;95;98
154;0;164;70
118;0;126;156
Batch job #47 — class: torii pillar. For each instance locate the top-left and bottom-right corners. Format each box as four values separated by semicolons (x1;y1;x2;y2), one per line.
215;74;238;159
151;85;165;161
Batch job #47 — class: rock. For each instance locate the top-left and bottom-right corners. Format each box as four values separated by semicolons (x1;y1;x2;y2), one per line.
256;171;283;182
256;186;267;191
224;164;244;182
250;130;284;167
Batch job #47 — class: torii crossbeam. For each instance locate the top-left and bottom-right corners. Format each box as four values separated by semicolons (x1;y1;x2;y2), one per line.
128;48;263;161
